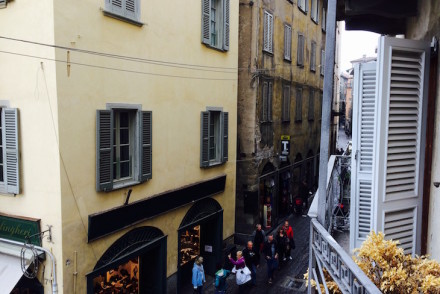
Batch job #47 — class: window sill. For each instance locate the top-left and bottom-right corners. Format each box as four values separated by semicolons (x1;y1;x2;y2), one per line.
297;64;304;68
103;10;144;27
263;50;274;56
112;179;141;191
284;58;292;63
282;119;291;123
310;68;316;73
298;7;308;15
202;161;226;169
311;18;319;25
295;119;303;123
203;43;228;53
322;28;326;33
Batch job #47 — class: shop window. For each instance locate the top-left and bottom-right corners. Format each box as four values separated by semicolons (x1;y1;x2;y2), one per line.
201;0;230;51
260;177;275;229
200;110;228;167
92;258;139;293
96;105;152;192
180;225;201;266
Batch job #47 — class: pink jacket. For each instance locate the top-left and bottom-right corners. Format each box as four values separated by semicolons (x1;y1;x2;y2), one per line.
229;257;245;269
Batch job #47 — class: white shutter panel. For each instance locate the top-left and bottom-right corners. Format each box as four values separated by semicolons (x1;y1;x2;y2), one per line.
200;112;210;167
96;110;114;192
140;111;152;182
201;0;211;45
284;25;292;60
223;0;230;51
374;36;430;255
0;0;6;8
106;0;124;17
124;0;139;21
2;108;19;194
222;112;228;162
263;11;273;53
350;62;377;251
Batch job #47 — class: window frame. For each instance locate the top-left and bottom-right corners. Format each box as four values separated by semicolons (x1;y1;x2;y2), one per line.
284;24;292;61
295;87;303;122
310;41;317;72
298;0;308;14
311;0;319;23
282;84;291;122
96;103;152;192
297;33;305;67
261;80;273;122
200;108;228;168
201;0;230;51
308;89;315;121
263;10;274;54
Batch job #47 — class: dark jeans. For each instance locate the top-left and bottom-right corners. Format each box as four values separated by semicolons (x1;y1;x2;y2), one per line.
286;239;293;257
266;258;278;279
194;286;203;294
250;264;257;285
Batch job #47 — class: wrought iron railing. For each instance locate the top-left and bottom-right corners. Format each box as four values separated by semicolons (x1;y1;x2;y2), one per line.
308;151;381;294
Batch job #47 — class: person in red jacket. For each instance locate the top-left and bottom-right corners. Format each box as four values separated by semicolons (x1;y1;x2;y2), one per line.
283;220;294;260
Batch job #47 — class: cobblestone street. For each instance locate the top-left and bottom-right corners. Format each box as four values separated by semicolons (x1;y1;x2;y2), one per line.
180;213;311;294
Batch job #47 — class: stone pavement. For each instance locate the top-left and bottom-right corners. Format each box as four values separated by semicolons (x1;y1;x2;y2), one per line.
180;213;311;293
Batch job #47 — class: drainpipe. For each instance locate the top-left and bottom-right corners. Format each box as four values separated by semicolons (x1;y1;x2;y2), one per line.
317;0;337;226
0;238;58;294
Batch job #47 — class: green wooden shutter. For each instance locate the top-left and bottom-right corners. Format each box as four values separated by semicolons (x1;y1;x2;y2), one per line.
96;110;114;192
140;111;152;182
222;112;229;162
200;111;210;167
201;0;211;45
2;108;19;194
223;0;230;51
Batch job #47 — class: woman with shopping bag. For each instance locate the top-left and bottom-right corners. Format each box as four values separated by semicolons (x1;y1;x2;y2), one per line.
228;251;252;289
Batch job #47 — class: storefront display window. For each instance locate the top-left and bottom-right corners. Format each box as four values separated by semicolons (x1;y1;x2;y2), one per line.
180;225;200;266
260;178;275;229
92;258;139;293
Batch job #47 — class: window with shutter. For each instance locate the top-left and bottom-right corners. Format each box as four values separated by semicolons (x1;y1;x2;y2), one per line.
200;109;228;167
298;0;308;13
295;88;303;121
284;25;292;61
311;0;319;22
0;108;20;195
0;0;7;8
308;89;315;120
321;6;327;31
297;34;305;67
201;0;230;51
320;49;325;75
263;11;274;53
349;36;430;255
350;61;377;250
96;105;152;192
104;0;141;25
282;85;291;122
311;41;317;72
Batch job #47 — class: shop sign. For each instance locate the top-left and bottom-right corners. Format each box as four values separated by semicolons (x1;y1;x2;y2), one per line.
0;213;41;246
281;135;291;156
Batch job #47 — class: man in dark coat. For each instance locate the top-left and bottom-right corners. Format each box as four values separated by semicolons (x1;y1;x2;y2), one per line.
242;241;258;286
262;235;278;284
252;224;266;265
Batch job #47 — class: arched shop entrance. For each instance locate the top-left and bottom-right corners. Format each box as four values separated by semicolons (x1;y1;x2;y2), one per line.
86;226;167;294
177;198;223;291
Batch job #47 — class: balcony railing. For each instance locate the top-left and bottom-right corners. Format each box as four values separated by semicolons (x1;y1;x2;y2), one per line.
308;154;381;294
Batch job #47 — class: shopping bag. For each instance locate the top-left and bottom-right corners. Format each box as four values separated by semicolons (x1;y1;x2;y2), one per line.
236;266;252;285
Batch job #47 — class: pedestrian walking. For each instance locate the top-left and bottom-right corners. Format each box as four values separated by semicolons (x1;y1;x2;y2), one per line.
214;263;231;294
242;241;258;286
192;256;206;294
283;220;294;260
275;229;288;262
300;178;309;215
262;234;278;284
228;251;251;289
252;224;266;264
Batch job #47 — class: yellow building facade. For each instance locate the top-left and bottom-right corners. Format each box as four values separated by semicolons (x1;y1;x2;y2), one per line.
0;0;238;293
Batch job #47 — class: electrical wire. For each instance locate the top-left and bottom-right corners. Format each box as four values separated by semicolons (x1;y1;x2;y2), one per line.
0;35;241;73
0;50;237;81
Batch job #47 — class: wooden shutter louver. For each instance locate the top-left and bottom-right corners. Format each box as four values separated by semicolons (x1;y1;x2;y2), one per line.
200;112;210;167
223;0;230;51
283;85;290;121
384;208;415;254
140;111;152;182
385;50;424;199
262;82;268;121
96;110;114;192
202;0;211;45
308;89;315;120
311;42;316;71
296;88;302;121
284;25;292;60
268;82;273;121
222;112;228;162
350;61;376;250
3;108;19;194
298;35;305;66
263;11;273;53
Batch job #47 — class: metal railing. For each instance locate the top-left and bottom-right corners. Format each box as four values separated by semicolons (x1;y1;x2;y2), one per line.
308;153;381;294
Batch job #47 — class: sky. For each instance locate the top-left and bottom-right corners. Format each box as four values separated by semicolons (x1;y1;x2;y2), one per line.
339;22;381;73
